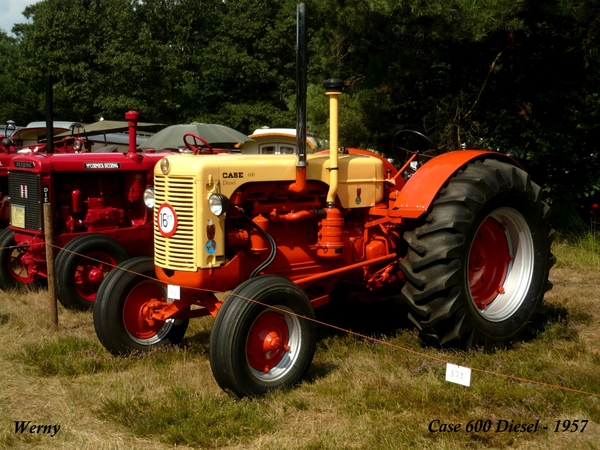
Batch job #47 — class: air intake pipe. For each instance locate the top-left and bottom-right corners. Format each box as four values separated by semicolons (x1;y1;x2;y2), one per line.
323;78;343;207
316;78;345;259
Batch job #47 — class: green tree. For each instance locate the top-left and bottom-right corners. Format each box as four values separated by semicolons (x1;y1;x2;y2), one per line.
188;0;300;133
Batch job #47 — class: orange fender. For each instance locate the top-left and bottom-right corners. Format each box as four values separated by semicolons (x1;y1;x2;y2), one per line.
393;150;520;219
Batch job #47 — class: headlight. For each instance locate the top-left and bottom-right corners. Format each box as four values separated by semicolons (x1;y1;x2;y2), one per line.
160;157;170;175
143;187;155;208
209;193;229;216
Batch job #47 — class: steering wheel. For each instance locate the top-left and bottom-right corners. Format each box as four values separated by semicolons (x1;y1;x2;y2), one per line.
5;120;17;137
183;133;214;154
392;129;438;159
391;129;440;177
392;130;441;171
68;123;89;152
70;122;86;136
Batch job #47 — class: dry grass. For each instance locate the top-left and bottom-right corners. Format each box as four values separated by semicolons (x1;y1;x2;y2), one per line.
0;237;599;449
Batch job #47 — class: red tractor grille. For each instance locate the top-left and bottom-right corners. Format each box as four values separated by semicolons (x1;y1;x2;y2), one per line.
8;171;43;231
153;174;198;270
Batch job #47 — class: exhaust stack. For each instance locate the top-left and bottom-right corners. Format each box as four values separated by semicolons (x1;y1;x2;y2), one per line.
126;110;142;160
45;75;54;154
288;2;307;194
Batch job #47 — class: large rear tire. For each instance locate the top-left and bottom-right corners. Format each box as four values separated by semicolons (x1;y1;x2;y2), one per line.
209;275;317;397
93;256;188;355
55;234;129;310
400;159;555;349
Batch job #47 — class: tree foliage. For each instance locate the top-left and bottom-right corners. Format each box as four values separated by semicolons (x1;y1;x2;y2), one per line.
2;0;600;213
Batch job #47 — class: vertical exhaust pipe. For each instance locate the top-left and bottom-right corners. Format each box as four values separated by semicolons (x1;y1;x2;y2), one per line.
45;75;54;154
126;110;142;161
288;2;307;194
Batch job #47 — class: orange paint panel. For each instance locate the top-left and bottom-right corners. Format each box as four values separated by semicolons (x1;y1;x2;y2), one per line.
155;254;243;291
393;150;518;219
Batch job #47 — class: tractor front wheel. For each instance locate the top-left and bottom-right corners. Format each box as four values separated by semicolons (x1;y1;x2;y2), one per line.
209;275;316;397
0;228;38;290
56;234;129;310
400;159;555;349
93;256;188;355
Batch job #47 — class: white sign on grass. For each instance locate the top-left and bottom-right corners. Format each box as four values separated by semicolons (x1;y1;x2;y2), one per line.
445;363;471;387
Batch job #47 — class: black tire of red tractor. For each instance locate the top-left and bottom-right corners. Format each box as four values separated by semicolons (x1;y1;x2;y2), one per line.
209;275;317;397
400;158;555;349
93;256;188;355
0;228;18;290
55;234;129;311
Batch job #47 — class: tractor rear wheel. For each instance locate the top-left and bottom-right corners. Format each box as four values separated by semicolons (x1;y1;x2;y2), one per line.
209;275;316;397
0;228;38;290
93;256;188;355
55;234;129;310
400;159;555;349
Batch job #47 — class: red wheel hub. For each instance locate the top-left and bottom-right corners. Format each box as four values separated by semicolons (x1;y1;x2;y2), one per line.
123;283;166;339
73;251;118;301
469;217;511;310
247;312;290;373
8;247;36;284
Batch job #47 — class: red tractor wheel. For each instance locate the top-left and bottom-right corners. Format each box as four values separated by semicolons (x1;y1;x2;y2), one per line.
0;228;40;290
209;275;316;397
400;159;555;349
93;256;188;355
55;234;129;310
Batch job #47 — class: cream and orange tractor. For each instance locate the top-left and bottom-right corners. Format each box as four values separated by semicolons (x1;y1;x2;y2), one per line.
93;4;554;397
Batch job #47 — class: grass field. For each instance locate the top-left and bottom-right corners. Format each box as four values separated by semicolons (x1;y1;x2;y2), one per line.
0;236;598;449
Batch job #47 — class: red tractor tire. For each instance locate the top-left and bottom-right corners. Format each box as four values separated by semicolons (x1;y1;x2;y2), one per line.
55;234;129;310
400;158;555;349
93;256;188;355
0;228;40;290
209;275;317;397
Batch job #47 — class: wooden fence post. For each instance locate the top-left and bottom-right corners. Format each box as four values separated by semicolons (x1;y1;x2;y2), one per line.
44;202;58;329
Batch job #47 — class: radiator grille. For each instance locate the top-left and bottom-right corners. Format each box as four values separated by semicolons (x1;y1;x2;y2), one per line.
8;171;43;231
153;174;197;270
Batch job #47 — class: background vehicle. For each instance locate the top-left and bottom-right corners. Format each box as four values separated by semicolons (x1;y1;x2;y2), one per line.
93;4;554;397
243;127;317;154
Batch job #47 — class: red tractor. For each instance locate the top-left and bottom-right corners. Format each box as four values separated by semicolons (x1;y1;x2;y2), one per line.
92;4;554;397
0;112;224;309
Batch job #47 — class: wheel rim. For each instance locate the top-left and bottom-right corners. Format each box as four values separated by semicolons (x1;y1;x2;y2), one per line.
123;280;174;345
8;245;34;283
73;251;118;301
468;207;534;322
246;306;302;382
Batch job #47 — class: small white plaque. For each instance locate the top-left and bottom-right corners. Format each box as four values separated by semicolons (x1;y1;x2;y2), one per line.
10;204;25;229
445;363;471;387
167;284;180;300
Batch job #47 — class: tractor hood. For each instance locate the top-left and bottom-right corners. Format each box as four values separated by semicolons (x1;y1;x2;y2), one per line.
8;151;171;173
155;153;386;209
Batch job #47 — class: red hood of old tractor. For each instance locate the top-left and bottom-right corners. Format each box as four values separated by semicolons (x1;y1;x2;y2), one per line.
8;150;173;173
